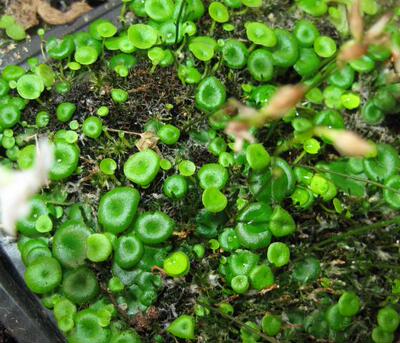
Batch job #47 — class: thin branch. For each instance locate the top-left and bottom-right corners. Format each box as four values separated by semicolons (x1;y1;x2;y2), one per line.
313;216;400;249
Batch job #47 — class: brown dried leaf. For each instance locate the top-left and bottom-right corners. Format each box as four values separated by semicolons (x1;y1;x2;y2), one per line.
315;127;376;157
225;121;255;152
349;0;363;42
6;0;39;29
364;13;392;44
135;131;159;151
393;48;400;75
337;41;368;65
37;0;92;26
261;84;307;121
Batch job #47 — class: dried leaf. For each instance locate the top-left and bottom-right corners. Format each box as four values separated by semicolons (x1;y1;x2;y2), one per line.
37;1;92;25
337;41;368;65
393;47;400;75
349;0;363;42
6;0;39;29
135;132;159;151
260;85;307;122
225;121;255;152
315;127;376;157
364;13;392;44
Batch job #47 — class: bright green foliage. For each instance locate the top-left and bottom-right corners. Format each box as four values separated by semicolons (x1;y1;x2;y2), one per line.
128;24;158;49
87;234;113;262
124;149;160;186
133;211;175;244
164;251;190;277
163;175;188;199
6;2;400;342
261;314;282;336
83;116;103;139
189;36;217;61
167;315;195;339
16;74;44;100
198;163;228;189
267;242;290;267
157;124;180;144
245;22;276;47
208;2;229;23
24;257;62;294
56;102;77;123
195;76;226;112
98;187;140;234
202;187;227;212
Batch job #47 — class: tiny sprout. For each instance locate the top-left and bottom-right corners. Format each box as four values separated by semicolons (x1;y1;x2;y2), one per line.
56;102;76;123
124;149;160;186
267;242;290;267
241;0;262;8
314;36;337;58
128;24;158;49
35;215;53;233
74;46;99;65
231;275;249;294
193;244;205;258
177;64;202;84
163;251;190;277
37;28;45;37
167;315;195;339
202;187;228;213
195;76;226;112
160;158;172;170
147;47;165;71
245;22;277;47
96;106;109;117
189;36;217;61
86;233;112;262
261;314;282;336
208;2;230;23
178;160;196;176
36;111;49;128
100;158;117;175
96;21;117;38
157;124;181;145
111;89;128;104
0;104;21;129
163;175;188;199
69;120;79;131
303;138;320;154
2;65;25;82
222;39;248;69
145;0;174;22
82;116;103;139
5;22;26;41
67;62;81;71
297;0;328;17
34;64;55;88
341;93;361;110
223;23;235;31
16;74;44;100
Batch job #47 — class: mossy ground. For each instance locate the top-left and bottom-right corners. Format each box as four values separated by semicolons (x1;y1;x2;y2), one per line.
5;0;400;342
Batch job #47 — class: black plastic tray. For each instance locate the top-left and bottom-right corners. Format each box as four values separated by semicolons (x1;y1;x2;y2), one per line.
0;1;122;341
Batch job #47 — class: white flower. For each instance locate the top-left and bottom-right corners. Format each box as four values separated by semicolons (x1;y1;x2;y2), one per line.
0;138;53;237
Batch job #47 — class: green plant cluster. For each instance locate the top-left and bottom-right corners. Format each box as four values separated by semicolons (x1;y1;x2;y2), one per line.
0;15;26;41
1;0;400;342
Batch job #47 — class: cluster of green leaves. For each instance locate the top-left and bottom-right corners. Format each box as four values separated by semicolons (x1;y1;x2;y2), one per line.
1;0;400;342
0;15;26;41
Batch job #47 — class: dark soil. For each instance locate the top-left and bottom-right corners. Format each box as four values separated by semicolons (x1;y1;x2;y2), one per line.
0;324;16;343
